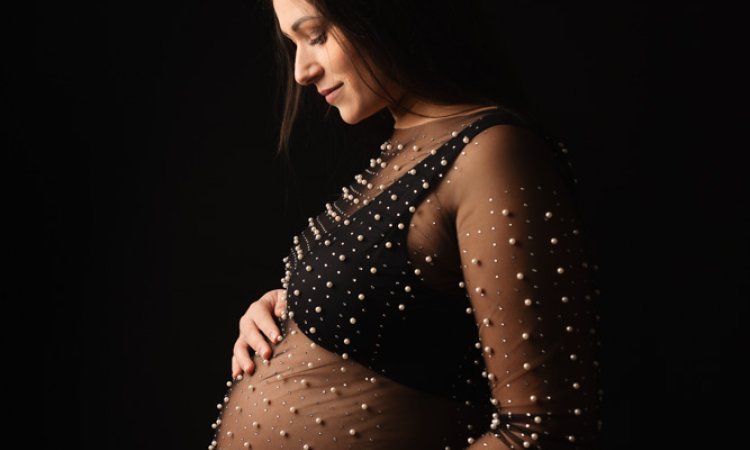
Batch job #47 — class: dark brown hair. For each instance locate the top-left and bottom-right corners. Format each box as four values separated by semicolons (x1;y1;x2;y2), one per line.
262;0;536;164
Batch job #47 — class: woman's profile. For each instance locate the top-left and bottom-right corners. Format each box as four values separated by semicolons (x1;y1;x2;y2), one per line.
209;0;603;448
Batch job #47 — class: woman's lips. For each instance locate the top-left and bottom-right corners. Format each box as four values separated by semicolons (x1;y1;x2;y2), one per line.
325;84;343;104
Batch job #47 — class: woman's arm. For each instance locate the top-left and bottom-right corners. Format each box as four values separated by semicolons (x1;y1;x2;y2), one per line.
449;125;603;449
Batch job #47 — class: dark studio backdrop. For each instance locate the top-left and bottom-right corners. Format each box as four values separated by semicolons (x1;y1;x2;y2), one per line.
17;0;744;448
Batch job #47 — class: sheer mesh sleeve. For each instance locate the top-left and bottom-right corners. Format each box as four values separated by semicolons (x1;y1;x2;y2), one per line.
447;125;602;449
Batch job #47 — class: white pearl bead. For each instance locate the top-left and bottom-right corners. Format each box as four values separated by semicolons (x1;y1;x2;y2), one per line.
349;317;357;324
516;272;524;280
349;428;356;435
370;267;377;274
501;208;509;216
550;237;558;244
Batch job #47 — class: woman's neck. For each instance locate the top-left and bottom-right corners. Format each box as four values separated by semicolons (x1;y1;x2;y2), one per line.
388;96;498;130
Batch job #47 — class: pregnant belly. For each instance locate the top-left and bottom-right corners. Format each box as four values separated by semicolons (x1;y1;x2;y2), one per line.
210;317;485;450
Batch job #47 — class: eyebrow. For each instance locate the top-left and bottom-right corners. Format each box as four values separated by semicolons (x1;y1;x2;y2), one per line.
282;15;320;37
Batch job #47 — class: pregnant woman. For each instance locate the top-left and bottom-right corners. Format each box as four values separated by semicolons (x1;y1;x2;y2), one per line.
208;1;603;448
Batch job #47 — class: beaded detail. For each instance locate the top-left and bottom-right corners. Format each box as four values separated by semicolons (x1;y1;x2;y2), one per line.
208;110;603;449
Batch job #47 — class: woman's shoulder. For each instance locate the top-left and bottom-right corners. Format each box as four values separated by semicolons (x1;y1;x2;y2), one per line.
443;119;579;214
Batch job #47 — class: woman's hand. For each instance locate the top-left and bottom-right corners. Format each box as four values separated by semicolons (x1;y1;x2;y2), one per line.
231;288;288;378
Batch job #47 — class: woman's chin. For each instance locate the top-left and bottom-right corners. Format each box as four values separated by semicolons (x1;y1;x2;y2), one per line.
338;107;373;126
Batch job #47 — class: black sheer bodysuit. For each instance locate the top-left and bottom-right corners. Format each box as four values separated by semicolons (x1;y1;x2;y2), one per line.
208;107;603;449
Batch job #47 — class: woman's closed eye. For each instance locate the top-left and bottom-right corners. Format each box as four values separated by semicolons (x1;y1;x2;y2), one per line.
283;29;327;47
309;30;327;45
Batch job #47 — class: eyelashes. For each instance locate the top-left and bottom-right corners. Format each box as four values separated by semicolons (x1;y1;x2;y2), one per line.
310;31;327;45
283;29;327;48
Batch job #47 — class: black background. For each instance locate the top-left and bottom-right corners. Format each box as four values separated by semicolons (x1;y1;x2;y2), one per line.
16;1;745;448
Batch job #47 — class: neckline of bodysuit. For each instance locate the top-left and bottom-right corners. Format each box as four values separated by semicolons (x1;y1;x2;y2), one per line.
340;108;503;226
386;106;501;155
391;105;501;132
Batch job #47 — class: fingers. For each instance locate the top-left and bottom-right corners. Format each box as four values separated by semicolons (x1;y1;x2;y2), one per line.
274;290;288;318
231;355;240;379
241;315;276;360
254;308;283;348
233;338;256;375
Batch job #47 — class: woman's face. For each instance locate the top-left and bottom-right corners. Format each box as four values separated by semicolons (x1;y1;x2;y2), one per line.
272;0;402;124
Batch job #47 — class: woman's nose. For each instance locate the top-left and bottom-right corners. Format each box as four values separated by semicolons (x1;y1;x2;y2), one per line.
294;50;322;86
